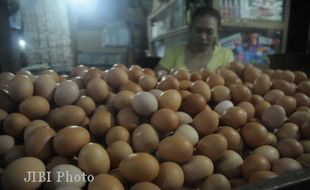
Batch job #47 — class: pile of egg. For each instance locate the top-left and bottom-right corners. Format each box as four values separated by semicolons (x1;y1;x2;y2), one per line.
0;62;309;190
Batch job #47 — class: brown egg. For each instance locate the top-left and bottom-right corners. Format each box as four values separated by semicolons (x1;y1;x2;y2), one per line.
300;140;310;153
178;90;190;98
105;126;129;145
277;138;304;158
132;123;159;153
19;96;50;119
106;67;129;90
8;74;33;102
119;80;143;93
201;174;231;190
173;69;191;80
53;126;90;157
70;65;88;77
151;108;179;134
243;64;263;83
251;94;264;105
24;120;49;142
197;134;227;161
143;68;156;77
89;109;114;137
262;105;288;130
25;126;56;160
119;153;159;182
266;132;278;147
215;150;243;179
117;107;139;131
2;145;26;166
1;157;46;190
241;154;271;178
248;170;278;183
176;111;193;124
138;75;157;91
78;143;110;175
217;127;243;152
240;122;268;148
3;113;30;138
75;96;96;116
130;182;160;190
218;69;240;85
109;168;127;186
157;135;193;163
274;95;297;115
253;145;280;164
53;105;86;129
158;89;182;111
272;158;302;175
40;69;59;82
275;70;296;82
289;111;310;126
193;110;219;136
276;122;301;140
0;135;15;156
228;61;245;76
54;80;79;106
132;91;158;116
88;173;124;190
112;90;135;110
190;80;211;102
72;76;86;89
229;84;252;103
127;66;144;82
272;80;296;95
294;93;310;107
200;68;215;81
86;78;109;103
206;74;225;88
254;100;271;119
263;89;285;104
179;80;192;90
83;67;100;86
154;162;184;190
157;75;179;90
253;74;272;96
180;93;206;116
190;71;202;81
0;90;16;112
182;155;214;184
237;101;255;121
294;71;307;84
107;141;133;168
222;107;248;129
34;74;57;101
211;86;231;103
301;122;310;138
298;80;310;96
296;153;310;168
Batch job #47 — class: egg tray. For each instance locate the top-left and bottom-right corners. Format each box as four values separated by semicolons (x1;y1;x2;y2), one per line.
233;169;310;190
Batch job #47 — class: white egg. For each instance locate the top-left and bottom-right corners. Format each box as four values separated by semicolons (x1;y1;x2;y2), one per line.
214;100;234;116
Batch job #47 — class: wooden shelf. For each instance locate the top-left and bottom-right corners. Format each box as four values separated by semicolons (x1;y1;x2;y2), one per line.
151;25;189;42
222;19;285;30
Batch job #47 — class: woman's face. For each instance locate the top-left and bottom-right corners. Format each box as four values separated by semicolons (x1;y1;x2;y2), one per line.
191;15;219;50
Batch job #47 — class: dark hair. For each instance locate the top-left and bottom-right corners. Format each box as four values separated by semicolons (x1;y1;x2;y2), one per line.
190;6;221;28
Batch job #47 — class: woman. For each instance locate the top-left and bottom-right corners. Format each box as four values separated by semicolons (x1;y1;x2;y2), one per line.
157;6;233;71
